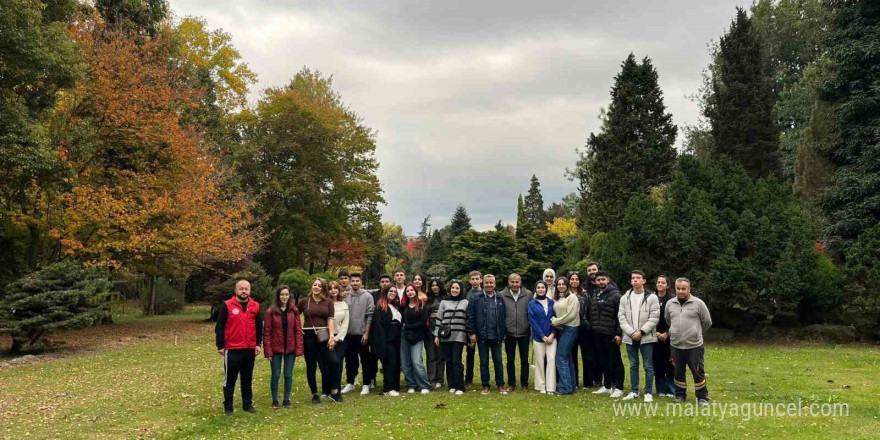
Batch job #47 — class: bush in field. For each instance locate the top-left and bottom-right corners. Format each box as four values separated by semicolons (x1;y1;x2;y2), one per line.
0;260;112;352
278;267;336;302
206;263;273;319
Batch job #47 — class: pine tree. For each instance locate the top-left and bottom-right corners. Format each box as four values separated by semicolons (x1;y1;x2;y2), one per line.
449;204;472;240
705;7;781;179
572;53;678;232
523;175;546;229
821;0;880;253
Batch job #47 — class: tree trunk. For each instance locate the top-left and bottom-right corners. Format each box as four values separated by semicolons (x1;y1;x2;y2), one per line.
147;276;158;316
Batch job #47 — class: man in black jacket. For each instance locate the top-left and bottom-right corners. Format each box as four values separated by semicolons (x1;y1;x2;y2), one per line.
589;271;625;398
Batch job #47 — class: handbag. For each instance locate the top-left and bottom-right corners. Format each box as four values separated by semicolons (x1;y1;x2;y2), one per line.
307;297;330;344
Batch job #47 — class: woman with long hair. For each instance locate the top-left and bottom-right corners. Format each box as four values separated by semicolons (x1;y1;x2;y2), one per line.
551;276;580;395
370;285;403;396
434;279;469;394
263;285;304;408
528;281;557;394
400;284;432;393
327;281;350;398
653;275;676;397
297;278;341;403
425;278;447;389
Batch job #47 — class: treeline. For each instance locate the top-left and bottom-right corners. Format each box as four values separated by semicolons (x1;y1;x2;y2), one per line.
0;0;384;350
398;1;879;339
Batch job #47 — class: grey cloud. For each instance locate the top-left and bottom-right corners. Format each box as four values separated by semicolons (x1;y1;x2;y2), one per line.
170;0;747;234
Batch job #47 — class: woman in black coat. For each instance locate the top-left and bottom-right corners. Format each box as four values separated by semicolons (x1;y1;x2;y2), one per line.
370;285;403;396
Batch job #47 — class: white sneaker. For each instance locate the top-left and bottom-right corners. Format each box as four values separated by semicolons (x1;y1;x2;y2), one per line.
539;390;547;394
387;390;400;397
449;388;456;394
421;389;430;395
609;389;624;399
644;393;653;403
621;392;639;401
455;390;464;395
592;386;610;394
408;388;416;394
360;385;370;395
341;383;355;394
434;383;442;389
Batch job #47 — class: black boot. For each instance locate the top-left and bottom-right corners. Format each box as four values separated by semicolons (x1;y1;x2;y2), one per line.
311;394;321;404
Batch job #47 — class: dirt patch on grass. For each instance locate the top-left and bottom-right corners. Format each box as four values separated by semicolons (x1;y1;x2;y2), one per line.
0;306;214;363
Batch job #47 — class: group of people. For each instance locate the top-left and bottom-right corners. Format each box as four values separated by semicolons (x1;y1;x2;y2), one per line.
214;263;712;415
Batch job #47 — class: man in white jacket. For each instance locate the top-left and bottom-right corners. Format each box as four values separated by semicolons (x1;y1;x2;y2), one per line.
617;270;660;402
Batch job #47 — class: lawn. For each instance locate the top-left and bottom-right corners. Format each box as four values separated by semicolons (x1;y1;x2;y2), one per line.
0;307;877;440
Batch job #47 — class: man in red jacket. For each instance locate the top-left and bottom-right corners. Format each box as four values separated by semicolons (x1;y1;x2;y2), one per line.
215;280;263;415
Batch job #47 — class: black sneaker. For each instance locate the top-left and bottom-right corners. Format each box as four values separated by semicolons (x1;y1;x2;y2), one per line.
311;394;321;404
329;393;343;403
282;400;291;408
272;401;279;409
243;407;257;413
224;408;233;416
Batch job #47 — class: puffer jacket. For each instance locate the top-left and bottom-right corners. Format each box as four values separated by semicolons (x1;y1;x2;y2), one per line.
618;289;660;344
590;284;622;336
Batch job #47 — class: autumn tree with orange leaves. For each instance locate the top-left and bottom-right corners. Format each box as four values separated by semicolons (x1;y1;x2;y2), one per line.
49;14;260;314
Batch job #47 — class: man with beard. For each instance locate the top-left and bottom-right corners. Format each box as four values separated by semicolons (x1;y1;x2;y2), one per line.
589;271;625;398
215;280;263;415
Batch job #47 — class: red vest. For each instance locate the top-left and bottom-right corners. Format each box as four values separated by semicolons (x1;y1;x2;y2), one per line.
224;297;260;350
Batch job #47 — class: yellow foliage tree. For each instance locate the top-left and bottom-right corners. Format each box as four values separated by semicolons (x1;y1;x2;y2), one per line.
547;217;578;240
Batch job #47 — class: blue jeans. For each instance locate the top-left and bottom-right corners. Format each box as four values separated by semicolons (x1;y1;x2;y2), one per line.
400;338;431;390
270;353;296;402
477;339;505;388
555;326;578;395
626;343;654;394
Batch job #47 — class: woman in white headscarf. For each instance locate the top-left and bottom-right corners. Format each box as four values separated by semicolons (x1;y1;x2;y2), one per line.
541;269;556;300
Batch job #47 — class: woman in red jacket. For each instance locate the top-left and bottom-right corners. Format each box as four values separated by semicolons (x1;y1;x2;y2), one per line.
263;285;304;408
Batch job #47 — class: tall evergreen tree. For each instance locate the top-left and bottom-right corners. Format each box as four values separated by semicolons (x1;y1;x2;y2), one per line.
449;204;472;240
705;7;781;179
820;0;880;253
572;53;678;232
523;174;547;229
515;194;526;236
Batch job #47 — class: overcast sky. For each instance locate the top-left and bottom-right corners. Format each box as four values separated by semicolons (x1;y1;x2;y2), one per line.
169;0;747;235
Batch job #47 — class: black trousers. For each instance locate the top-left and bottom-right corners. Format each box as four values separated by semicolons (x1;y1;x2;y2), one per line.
344;334;375;386
653;338;674;392
593;333;624;390
441;341;465;391
326;339;346;395
380;329;402;392
504;335;530;388
223;349;255;411
425;335;445;385
304;332;340;395
672;346;708;401
465;343;476;384
579;328;600;387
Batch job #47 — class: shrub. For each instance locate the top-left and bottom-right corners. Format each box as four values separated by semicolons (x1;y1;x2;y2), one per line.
0;260;113;352
277;268;336;302
139;278;184;315
206;263;273;319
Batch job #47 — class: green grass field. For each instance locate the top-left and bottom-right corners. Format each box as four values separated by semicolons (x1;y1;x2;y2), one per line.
1;307;877;439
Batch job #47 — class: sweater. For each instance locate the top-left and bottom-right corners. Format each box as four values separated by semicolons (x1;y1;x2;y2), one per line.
402;305;430;343
618;289;660;344
528;297;557;342
551;293;580;328
499;287;532;338
664;295;712;349
344;289;374;336
333;300;350;342
436;298;469;344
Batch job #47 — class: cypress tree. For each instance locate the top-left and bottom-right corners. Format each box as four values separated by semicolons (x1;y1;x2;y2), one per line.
515;194;526;236
523;174;547;229
573;53;678;232
705;7;781;179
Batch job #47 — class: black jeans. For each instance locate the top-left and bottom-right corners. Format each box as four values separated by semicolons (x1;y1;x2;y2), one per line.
477;338;504;388
380;324;402;392
465;343;476;384
223;349;255;411
425;335;445;385
304;332;339;395
441;341;465;390
344;334;375;386
672;346;708;401
593;333;624;390
325;339;346;395
579;327;600;387
504;335;530;389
